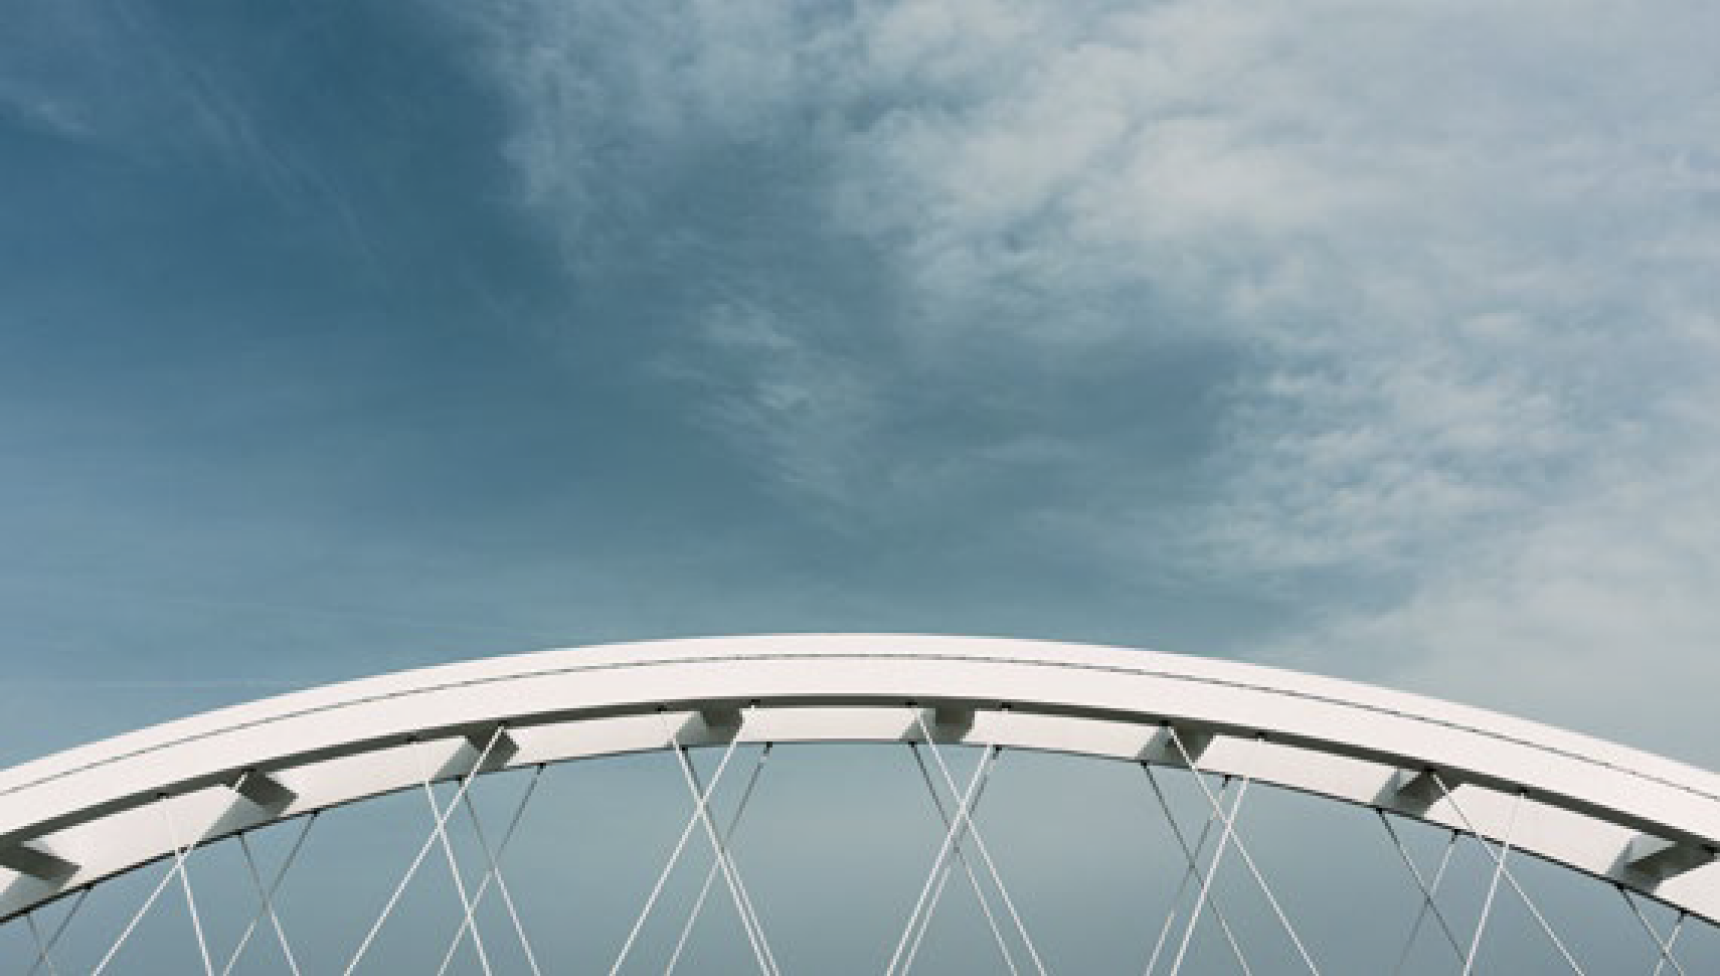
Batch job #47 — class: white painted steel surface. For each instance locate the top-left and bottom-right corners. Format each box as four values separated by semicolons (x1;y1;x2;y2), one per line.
2;634;1717;923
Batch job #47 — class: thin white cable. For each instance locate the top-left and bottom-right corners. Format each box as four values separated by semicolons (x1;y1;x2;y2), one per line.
901;813;985;976
24;888;88;976
1374;812;1465;970
668;729;780;976
1168;729;1322;976
160;799;217;976
417;774;495;976
1650;913;1688;976
458;785;547;976
1140;767;1251;976
912;711;1051;976
901;849;965;976
234;833;306;976
665;743;774;976
705;707;785;976
606;717;746;976
1461;789;1524;976
1166;776;1251;976
23;912;61;976
420;783;494;976
435;765;548;976
885;739;998;976
1617;889;1689;976
899;748;1005;976
677;749;784;976
1431;772;1587;976
1387;833;1461;976
88;853;189;976
908;742;1021;976
341;726;508;976
901;740;1018;976
907;734;1036;976
899;833;967;976
219;813;318;976
1140;774;1229;976
90;859;183;976
87;798;220;976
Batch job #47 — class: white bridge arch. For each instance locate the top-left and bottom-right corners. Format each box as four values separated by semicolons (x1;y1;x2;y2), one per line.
3;632;1718;932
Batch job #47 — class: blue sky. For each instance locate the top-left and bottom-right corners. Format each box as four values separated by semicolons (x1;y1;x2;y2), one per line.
4;0;1720;774
6;2;1720;971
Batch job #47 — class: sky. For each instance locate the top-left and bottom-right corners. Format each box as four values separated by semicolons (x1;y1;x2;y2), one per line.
3;0;1720;969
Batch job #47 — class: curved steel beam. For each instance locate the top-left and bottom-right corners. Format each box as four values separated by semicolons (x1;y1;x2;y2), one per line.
2;634;1717;922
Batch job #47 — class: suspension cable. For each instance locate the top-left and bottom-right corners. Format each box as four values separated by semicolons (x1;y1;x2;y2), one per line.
1431;772;1586;975
1166;776;1250;976
1652;913;1689;976
23;889;87;976
899;744;1007;976
1374;811;1465;972
1461;789;1524;975
160;799;216;976
89;858;184;975
910;710;1051;976
1140;767;1251;976
1617;888;1690;976
232;832;307;976
665;743;776;976
886;739;999;976
1140;773;1228;976
221;811;318;976
458;779;547;976
667;721;780;976
341;725;510;976
1167;729;1322;975
415;752;496;976
23;912;61;976
606;715;748;976
434;764;548;976
909;742;1022;976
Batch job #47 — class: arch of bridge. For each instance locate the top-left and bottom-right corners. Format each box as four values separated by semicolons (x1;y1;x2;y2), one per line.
2;634;1717;922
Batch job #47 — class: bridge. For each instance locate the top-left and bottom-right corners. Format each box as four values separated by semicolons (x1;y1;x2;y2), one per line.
3;634;1714;973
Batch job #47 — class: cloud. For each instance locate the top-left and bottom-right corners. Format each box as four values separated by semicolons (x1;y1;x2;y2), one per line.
458;0;1720;741
1281;426;1720;762
802;0;1720;569
677;301;888;509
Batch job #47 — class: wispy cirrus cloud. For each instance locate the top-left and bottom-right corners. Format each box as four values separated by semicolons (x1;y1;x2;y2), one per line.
457;0;1720;741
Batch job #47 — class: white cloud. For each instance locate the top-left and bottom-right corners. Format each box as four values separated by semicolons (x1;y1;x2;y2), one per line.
463;0;1720;744
1279;429;1720;762
683;301;887;510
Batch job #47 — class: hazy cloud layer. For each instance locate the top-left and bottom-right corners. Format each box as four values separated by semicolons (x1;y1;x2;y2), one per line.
3;0;1718;759
456;0;1720;752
